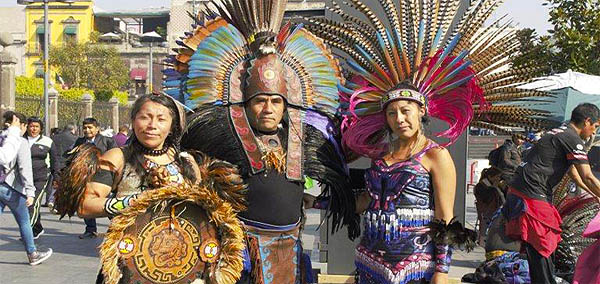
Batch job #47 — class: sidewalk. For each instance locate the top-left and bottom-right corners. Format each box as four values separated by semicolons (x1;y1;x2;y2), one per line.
0;201;485;283
449;246;485;283
0;207;107;283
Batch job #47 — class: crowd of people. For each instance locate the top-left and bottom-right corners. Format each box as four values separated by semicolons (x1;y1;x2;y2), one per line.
0;111;133;265
1;0;600;283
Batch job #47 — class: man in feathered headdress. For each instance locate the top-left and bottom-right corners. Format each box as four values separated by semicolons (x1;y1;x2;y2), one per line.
163;0;359;283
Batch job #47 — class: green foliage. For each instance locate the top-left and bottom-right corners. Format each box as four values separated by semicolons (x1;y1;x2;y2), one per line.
60;87;95;101
89;31;100;43
86;45;130;92
15;75;129;105
512;0;600;76
113;90;129;105
15;77;44;97
155;26;167;39
94;90;127;104
94;90;113;101
49;42;130;94
512;29;556;77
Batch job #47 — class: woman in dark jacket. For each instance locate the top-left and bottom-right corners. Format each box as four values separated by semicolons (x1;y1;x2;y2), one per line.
25;117;59;239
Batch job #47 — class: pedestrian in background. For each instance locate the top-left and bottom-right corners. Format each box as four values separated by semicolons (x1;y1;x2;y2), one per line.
25;117;59;239
0;111;52;265
71;117;116;239
488;134;524;185
503;103;600;283
112;125;129;147
50;124;78;214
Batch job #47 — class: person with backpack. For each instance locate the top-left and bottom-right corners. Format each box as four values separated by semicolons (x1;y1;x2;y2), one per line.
488;134;524;184
0;111;52;265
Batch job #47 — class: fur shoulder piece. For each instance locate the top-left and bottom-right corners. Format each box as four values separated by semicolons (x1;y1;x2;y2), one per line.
55;143;102;219
191;151;248;212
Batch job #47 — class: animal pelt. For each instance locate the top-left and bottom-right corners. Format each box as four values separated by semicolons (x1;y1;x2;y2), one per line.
55;144;102;219
191;151;248;212
100;182;245;284
429;217;477;252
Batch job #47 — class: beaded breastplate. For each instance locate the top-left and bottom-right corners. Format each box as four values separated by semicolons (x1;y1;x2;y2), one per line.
363;142;438;241
115;160;184;198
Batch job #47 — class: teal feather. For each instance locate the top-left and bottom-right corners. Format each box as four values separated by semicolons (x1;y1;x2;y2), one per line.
434;73;474;94
430;60;472;90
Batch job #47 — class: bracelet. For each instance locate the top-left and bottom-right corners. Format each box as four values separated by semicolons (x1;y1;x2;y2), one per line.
104;194;137;217
434;243;453;273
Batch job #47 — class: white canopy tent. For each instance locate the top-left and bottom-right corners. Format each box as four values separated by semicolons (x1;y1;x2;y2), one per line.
519;70;600;122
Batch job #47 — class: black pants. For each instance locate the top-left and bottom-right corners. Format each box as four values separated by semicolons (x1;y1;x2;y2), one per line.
84;218;97;233
524;242;557;284
28;180;47;235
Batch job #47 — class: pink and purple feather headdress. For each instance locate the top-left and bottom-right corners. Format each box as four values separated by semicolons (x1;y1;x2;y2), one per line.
305;0;556;159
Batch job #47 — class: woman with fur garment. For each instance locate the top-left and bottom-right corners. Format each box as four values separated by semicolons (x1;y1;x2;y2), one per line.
56;93;245;284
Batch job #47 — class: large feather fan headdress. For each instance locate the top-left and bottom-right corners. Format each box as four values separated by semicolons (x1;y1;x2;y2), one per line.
304;0;555;158
162;0;361;239
163;0;343;119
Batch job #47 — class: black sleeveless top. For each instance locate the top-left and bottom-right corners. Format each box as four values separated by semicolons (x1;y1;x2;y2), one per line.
238;171;304;226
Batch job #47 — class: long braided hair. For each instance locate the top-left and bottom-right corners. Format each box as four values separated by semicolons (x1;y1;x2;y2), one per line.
123;94;197;185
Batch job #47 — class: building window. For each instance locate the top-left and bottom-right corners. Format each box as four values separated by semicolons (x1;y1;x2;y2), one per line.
61;17;80;44
64;25;77;43
36;25;46;53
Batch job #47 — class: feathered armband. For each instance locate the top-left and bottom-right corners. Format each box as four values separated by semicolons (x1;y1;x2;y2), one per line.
429;217;477;273
429;217;477;251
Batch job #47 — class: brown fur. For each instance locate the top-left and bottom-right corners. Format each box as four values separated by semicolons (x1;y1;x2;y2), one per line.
55;144;101;219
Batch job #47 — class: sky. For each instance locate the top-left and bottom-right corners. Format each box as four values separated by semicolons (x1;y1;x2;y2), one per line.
1;0;553;34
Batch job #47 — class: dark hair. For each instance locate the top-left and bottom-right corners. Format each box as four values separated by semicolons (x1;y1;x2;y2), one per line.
82;117;99;127
481;167;502;179
385;80;429;125
123;94;196;184
27;116;44;131
50;127;61;136
571;103;600;125
63;124;76;132
3;111;26;127
118;125;129;133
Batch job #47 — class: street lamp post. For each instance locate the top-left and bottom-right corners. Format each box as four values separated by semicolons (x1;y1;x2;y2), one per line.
149;41;153;92
141;31;163;94
43;0;49;136
22;0;74;136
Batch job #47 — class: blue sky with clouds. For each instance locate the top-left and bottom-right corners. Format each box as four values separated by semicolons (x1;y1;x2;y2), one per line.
1;0;553;34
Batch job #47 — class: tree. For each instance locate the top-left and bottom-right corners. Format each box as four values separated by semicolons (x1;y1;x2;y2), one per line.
86;45;130;94
511;0;600;76
49;42;88;88
512;29;556;77
49;42;130;100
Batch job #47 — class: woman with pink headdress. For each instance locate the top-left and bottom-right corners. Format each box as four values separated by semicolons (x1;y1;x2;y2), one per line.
304;0;558;282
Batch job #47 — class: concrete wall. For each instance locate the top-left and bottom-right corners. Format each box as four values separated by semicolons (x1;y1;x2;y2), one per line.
0;7;27;76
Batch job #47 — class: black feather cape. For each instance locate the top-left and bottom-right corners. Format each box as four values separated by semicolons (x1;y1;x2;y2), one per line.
181;105;360;240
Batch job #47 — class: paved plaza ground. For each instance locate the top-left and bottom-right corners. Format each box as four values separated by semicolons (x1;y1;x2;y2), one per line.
0;192;484;284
